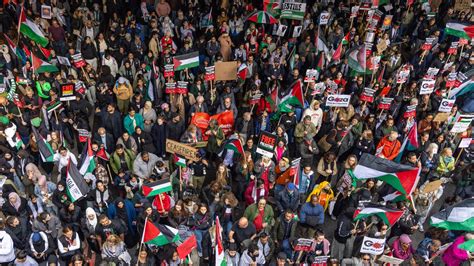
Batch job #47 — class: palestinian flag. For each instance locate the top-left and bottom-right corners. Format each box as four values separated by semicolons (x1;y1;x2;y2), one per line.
395;122;419;163
448;69;474;99
18;6;49;47
238;63;248;80
224;138;245;156
31;53;59;73
16;76;29;85
3;34;26;63
278;80;304;109
430;198;474;231
445;21;474;40
266;86;279;111
349;153;420;199
215;217;226;266
142;219;180;246
348;44;367;73
373;0;389;6
96;147;109;161
142;179;172;198
46;101;63;113
79;138;96;175
38;46;52;61
316;53;325;72
332;32;350;62
353;205;404;226
173;52;199;71
174;154;186;167
177;235;197;259
66;159;90;202
32;127;54;162
459;239;474;252
290;157;302;189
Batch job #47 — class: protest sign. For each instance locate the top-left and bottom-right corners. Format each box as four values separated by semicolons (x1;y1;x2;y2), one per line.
433;112;450;123
446;72;458;87
438;99;455;113
454;0;472;12
404;104;417;118
378;255;405;265
451;116;473;133
292;26;302;38
205;66;215;81
164;64;174;78
448;42;459;55
319;12;330;25
382;15;393;30
326;95;351;107
294;238;314;252
459;138;473;148
378;97;393;110
57;56;71;66
304;69;318;82
280;0;306;20
360;236;385;255
191;111;235;137
176;81;189;94
165;82;177;94
41;5;52;19
420;79;436;95
350;6;359;18
60;84;75;101
276;24;288;37
360;87;376;103
256;131;278;158
422;38;436;50
71;53;86;68
166;139;199;161
215;61;238;81
396;70;410;84
425;67;439;79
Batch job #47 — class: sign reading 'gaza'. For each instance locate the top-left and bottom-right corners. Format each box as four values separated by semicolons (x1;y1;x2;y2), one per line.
326;94;351;107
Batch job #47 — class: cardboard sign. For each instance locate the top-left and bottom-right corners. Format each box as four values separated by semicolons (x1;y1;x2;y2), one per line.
294;238;314;252
360;236;385;255
420;79;436;95
304;69;318;82
311;82;326;95
319;12;330;25
166;139;199;161
378;255;405;265
215;61;239;81
433;112;450;123
326;94;351;107
438;99;455;113
74;82;86;95
454;0;472;12
164;64;174;78
360;87;376;103
256;131;278;158
71;53;86;68
60;83;75;101
280;0;307;20
404;104;417;118
313;256;331;264
459;138;473;148
41;5;52;19
451;116;473;133
360;0;372;10
459;38;469;45
378;97;393;110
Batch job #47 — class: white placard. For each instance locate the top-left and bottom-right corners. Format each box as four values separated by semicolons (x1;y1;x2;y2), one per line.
420;79;436;95
360;236;385;255
319;12;330;25
326;94;351;107
438;99;455;113
459;138;473;148
451;117;473;133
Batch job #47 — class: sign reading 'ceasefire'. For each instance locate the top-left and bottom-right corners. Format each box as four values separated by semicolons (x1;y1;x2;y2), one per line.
166;139;199;161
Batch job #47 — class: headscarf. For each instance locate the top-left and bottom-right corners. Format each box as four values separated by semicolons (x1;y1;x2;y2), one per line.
115;198;128;222
8;192;21;211
85;207;98;229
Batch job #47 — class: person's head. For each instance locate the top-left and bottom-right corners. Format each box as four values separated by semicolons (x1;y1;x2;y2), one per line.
324;152;336;162
399;234;412;249
141;151;150;162
407;152;417;164
303;115;311;125
99;214;110;226
310;194;319;205
421;132;429;142
63;226;74;239
198;203;208;215
314;230;325;243
238;217;249;228
360;254;371;265
8;192;18;204
426;143;439;155
59;146;68;156
442;147;453;157
247;243;260;257
224;97;232;108
257;198;266;210
388;131;399;141
70;254;85;266
105;234;121;246
6;216;19;227
96;180;105;191
429;239;441;252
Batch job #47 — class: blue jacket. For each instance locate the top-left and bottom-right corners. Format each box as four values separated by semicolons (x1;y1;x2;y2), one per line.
107;199;137;235
276;189;300;212
299;202;324;226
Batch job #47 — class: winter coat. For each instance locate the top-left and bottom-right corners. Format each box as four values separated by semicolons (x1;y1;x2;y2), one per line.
123;114;144;135
442;236;469;266
299;202;324;227
133;152;160;179
0;231;15;263
110;148;136;175
243;204;275;229
276;189;300;212
272;215;297;242
107;199;137;235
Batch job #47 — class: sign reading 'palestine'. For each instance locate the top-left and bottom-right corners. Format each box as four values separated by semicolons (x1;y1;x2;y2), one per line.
280;0;306;20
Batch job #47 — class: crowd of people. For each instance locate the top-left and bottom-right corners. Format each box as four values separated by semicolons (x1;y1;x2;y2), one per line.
1;0;474;265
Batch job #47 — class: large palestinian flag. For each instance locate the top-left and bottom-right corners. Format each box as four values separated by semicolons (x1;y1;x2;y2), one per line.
142;219;180;246
173;52;199;71
348;44;367;73
31;53;59;73
349;153;420;201
142;179;172;198
32;127;54;162
430;198;474;231
18;6;49;47
354;204;404;226
79;138;96;175
278;80;304;112
445;21;474;40
66;159;90;202
223;138;245;156
215;217;226;266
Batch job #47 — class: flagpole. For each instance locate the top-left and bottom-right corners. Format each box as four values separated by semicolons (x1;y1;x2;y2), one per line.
179;165;182;195
136;216;149;266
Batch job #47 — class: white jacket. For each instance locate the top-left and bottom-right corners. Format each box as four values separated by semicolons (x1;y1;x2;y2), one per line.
302;105;323;132
0;231;15;263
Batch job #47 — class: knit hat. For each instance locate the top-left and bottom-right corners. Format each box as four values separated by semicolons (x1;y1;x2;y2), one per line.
287;182;296;191
32;232;42;244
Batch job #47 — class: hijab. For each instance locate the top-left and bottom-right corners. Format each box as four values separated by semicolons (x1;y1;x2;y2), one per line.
86;207;98;229
115;198;128;221
8;192;21;211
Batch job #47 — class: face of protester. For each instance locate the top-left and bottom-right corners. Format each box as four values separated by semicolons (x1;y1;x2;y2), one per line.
65;230;74;239
408;155;417;164
97;182;105;191
199;206;207;215
117;201;124;208
142;153;149;162
389;132;398;141
100;217;110;226
224;98;232;108
258;199;266;211
361;255;371;265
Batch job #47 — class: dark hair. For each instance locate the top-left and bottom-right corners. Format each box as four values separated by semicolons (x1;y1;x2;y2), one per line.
16;250;28;259
98;214;109;222
115;144;124;150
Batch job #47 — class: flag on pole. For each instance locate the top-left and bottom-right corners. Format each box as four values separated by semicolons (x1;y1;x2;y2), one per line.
353;204;404;226
278;80;304;110
18;6;49;47
173;52;200;71
142;179;172;198
394;122;419;163
174;154;186;167
430;198;474;231
142;219;180;246
3;34;26;63
66;159;90;202
96;147;109;161
348;44;367;73
445;21;474;40
290;158;302;189
266;86;279;111
332;32;350;62
223;138;245;156
349;153;420;201
177;235;197;259
215;217;226;266
78;138;96;175
31;53;59;73
32;127;54;162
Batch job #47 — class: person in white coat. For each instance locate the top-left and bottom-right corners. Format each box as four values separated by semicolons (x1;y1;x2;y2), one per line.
301;100;323;134
0;219;15;264
239;243;265;266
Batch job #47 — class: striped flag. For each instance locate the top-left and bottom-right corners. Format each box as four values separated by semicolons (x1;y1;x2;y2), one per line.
215;217;226;266
78;138;96;175
173;52;199;71
354;204;404;226
142;219;180;246
32;127;54;162
395;122;419;163
66;159;90;202
290;158;302;189
223;138;245;156
18;6;49;47
174;154;186;167
142;179;172;198
430;198;474;231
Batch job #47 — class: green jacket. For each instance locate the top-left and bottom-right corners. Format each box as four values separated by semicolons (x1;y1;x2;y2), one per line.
294;122;317;143
110;149;136;175
243;204;275;229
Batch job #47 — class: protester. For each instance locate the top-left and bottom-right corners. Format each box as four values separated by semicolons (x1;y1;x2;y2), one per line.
1;0;473;264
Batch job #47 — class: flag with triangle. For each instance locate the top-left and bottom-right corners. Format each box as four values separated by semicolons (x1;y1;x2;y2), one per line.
78;138;96;175
18;6;49;47
66;159;90;202
31;53;59;73
215;217;226;266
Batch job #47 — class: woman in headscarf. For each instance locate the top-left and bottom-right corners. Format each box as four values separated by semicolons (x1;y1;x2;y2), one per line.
81;207;100;255
52;181;69;210
89;180;111;214
107;197;138;248
139;101;157;133
3;192;28;218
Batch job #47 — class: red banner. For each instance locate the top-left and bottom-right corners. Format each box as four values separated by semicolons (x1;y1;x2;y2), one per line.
191;111;234;139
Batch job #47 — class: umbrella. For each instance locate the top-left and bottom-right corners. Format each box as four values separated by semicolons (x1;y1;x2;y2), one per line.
459;239;474;252
247;11;278;24
430;198;474;231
